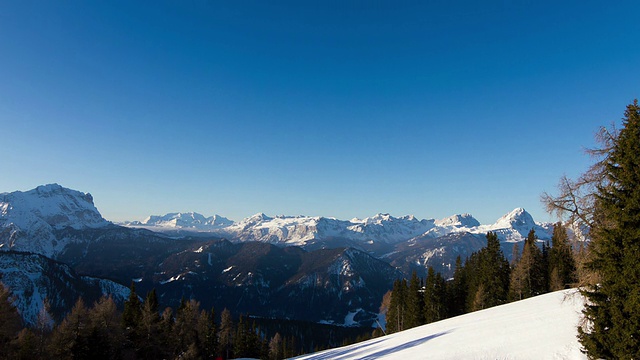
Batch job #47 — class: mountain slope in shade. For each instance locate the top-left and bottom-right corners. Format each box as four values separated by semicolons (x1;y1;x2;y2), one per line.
0;184;109;257
115;240;401;327
0;251;130;326
294;288;586;360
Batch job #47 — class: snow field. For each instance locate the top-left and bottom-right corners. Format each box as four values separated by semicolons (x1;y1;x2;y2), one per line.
294;288;586;360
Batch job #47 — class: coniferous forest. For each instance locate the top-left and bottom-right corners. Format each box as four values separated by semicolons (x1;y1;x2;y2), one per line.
383;228;578;334
0;281;374;360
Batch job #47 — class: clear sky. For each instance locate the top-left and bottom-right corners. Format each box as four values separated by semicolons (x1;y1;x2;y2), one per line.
1;1;638;224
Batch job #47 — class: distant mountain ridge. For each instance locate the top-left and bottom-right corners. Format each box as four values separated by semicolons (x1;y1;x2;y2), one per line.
124;207;554;247
0;184;568;328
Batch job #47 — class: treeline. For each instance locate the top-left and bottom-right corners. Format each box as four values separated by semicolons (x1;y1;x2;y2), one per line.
384;225;578;333
0;282;370;360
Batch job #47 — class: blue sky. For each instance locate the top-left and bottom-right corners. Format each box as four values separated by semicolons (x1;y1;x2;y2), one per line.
1;1;638;224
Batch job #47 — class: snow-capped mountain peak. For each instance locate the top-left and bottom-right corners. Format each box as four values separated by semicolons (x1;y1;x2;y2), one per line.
491;207;539;234
0;184;110;257
434;213;480;228
0;184;108;230
475;207;552;242
140;212;232;230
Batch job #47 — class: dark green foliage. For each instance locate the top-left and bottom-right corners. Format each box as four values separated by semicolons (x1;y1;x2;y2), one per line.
423;267;446;323
233;315;261;359
87;296;124;360
197;307;218;359
49;298;91;360
0;283;22;358
385;279;407;333
509;229;545;301
548;223;577;291
173;298;203;357
579;100;640;358
122;282;141;330
447;256;467;317
467;232;510;311
136;290;167;359
218;308;234;359
405;271;424;328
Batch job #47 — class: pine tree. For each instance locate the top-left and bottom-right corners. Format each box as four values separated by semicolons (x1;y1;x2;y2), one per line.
234;314;251;358
385;279;407;333
219;308;234;359
34;298;54;357
197;307;218;359
447;255;467;317
541;241;550;291
268;332;283;360
137;290;167;359
579;100;640;358
122;282;142;331
423;267;446;323
510;229;545;300
174;299;202;357
87;295;125;360
474;232;510;309
548;222;577;291
49;298;91;360
405;271;424;328
0;283;22;358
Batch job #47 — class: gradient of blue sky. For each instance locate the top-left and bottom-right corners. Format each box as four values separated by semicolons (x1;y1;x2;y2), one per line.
1;1;638;224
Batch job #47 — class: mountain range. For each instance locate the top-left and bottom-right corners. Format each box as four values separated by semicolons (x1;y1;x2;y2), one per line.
122;206;555;248
0;184;569;328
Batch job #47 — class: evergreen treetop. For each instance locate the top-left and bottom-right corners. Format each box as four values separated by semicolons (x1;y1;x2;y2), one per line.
579;100;640;358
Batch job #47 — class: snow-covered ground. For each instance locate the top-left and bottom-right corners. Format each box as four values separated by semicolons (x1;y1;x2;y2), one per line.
294;289;586;360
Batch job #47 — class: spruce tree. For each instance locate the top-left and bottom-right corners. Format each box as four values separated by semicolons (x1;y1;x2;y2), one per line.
268;332;283;360
476;232;510;308
219;308;234;359
87;296;124;360
510;229;545;300
122;282;142;330
447;255;467;317
0;283;22;359
49;298;91;359
423;267;446;323
137;290;166;359
548;222;577;291
385;279;407;333
197;307;218;360
405;271;424;329
579;100;640;358
174;299;202;357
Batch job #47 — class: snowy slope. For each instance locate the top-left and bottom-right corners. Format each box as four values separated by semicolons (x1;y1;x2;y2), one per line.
0;184;110;257
295;288;586;360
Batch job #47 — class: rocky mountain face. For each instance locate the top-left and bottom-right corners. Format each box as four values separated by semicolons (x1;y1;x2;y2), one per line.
0;184;109;257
